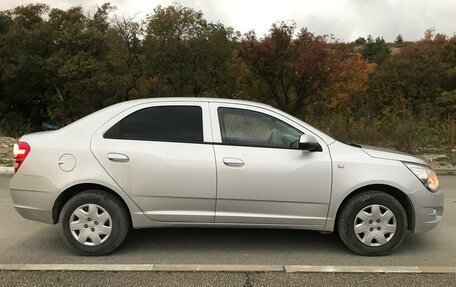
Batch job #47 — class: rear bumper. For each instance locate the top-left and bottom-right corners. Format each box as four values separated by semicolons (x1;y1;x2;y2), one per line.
13;204;53;224
9;174;57;224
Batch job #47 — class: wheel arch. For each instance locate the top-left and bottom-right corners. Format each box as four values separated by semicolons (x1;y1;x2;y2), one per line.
52;183;132;226
335;184;415;232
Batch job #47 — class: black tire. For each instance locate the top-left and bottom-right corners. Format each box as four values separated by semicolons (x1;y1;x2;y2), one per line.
59;190;130;256
337;191;408;256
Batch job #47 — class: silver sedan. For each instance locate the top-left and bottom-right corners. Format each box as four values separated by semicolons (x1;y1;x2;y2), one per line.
9;98;443;255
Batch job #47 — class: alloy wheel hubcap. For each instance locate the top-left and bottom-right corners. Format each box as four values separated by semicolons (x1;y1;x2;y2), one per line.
354;204;397;247
69;204;112;246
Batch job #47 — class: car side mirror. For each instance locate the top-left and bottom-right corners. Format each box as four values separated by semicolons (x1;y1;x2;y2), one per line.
299;134;323;152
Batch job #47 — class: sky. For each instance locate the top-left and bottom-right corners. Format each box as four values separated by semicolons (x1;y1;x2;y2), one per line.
1;0;455;42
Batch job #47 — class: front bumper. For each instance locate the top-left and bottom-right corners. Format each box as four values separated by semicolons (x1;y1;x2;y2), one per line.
411;186;444;233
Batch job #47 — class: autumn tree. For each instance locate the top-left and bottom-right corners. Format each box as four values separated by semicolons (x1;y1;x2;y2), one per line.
0;2;453;151
369;30;449;122
324;50;373;131
238;23;334;115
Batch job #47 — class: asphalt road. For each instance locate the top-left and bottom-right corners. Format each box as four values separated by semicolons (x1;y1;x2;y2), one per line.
0;174;455;267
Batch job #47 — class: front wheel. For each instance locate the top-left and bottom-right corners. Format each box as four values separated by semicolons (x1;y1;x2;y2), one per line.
337;191;408;256
59;190;130;256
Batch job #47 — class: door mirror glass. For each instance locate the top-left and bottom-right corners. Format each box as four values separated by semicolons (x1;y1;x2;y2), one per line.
299;134;322;152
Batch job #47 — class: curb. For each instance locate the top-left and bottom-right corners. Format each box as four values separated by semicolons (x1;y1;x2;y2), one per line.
434;168;456;175
0;264;455;273
0;167;13;174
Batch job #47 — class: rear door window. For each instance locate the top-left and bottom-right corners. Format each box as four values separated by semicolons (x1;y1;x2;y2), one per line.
104;106;204;143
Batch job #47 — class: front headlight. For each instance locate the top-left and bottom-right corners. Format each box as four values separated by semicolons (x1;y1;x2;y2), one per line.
403;162;440;192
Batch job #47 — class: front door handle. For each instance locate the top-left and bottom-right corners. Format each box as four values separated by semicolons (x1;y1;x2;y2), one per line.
223;157;244;167
107;153;129;162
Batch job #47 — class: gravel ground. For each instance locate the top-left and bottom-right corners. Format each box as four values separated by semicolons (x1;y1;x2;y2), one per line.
0;137;14;166
0;271;455;287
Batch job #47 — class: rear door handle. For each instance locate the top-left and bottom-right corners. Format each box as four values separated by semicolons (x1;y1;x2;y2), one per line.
107;153;129;162
223;157;244;167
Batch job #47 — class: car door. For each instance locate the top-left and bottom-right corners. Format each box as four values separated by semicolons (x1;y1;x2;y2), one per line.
210;103;332;227
91;101;216;223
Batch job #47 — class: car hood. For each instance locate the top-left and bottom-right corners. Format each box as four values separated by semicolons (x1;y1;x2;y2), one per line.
360;145;428;165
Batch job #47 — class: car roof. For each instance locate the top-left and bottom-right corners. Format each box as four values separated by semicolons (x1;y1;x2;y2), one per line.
115;97;274;109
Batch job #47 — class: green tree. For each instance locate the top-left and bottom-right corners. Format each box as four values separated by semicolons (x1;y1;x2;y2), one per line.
354;36;366;45
0;4;54;136
143;4;237;97
437;90;456;119
441;36;456;91
361;35;391;64
109;15;145;100
45;3;122;124
394;34;404;44
437;35;456;121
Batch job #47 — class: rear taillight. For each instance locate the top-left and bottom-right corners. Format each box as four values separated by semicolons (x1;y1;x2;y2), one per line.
13;141;31;173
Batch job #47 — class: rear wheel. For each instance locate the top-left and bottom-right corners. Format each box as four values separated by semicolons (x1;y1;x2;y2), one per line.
59;190;129;256
337;191;408;256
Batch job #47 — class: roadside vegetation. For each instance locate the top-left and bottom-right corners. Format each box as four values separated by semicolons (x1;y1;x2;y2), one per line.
0;3;454;167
